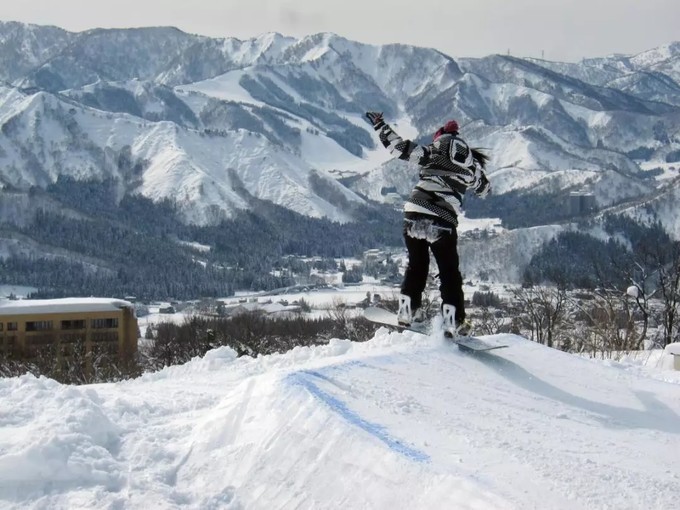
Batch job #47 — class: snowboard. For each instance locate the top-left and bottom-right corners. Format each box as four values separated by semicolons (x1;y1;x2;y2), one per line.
363;306;508;352
363;306;426;333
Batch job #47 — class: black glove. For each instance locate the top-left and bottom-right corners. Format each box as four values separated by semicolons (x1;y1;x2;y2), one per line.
365;111;385;130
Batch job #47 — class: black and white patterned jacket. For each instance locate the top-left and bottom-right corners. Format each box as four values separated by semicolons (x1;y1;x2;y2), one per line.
375;122;491;227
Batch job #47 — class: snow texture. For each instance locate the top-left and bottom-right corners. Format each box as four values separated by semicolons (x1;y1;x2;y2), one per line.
1;330;679;509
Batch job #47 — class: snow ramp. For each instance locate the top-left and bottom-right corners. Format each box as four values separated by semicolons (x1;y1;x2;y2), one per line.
0;330;679;509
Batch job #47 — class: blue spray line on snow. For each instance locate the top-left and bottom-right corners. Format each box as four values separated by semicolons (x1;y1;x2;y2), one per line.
289;369;430;463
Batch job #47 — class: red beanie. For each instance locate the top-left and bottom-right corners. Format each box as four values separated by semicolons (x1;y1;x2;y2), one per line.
443;120;459;133
433;120;459;141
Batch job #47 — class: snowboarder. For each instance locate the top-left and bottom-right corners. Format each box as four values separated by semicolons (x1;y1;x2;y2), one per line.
365;112;491;336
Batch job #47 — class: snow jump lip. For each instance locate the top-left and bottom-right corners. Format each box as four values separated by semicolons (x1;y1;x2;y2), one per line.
288;368;430;463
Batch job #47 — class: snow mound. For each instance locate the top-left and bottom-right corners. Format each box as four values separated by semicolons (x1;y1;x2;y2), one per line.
1;330;679;509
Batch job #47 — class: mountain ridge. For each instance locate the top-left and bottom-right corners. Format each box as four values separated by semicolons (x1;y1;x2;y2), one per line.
1;22;680;294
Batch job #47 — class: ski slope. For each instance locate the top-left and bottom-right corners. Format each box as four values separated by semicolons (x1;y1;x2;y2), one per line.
1;330;679;509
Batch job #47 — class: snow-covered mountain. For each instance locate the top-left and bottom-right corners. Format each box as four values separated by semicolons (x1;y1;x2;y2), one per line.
1;329;678;509
0;82;363;224
1;21;679;235
531;42;680;105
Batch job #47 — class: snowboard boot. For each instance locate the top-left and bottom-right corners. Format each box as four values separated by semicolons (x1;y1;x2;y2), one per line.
442;305;472;338
397;294;413;326
456;319;472;337
397;295;426;327
442;304;456;338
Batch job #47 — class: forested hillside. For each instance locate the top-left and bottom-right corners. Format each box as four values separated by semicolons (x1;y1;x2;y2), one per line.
0;178;402;299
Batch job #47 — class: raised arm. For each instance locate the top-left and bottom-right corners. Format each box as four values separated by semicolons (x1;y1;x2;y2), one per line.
366;112;431;166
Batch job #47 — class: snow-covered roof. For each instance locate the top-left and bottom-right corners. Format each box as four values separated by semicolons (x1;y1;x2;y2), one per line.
0;297;134;316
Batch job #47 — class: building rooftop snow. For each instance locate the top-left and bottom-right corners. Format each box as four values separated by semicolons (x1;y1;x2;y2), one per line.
0;297;134;316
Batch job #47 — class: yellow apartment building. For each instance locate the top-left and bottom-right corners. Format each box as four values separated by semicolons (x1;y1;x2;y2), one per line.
0;297;138;375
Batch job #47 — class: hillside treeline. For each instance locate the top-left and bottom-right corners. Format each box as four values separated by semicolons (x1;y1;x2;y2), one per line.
1;177;402;300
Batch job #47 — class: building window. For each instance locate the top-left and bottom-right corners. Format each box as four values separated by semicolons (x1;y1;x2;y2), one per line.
61;320;86;330
92;341;119;356
29;335;54;346
91;331;119;343
59;333;85;345
92;318;119;329
25;335;55;358
0;323;3;331
26;321;53;332
1;336;17;358
7;322;18;331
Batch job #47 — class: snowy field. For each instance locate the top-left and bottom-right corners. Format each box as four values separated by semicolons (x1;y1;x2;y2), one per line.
135;283;404;330
1;329;679;509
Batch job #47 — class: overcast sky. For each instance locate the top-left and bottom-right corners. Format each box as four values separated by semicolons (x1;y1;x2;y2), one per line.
1;0;678;62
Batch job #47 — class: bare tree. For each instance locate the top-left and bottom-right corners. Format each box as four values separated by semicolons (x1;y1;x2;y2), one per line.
512;285;569;348
639;239;680;347
474;306;506;335
656;244;680;346
570;287;639;358
625;279;650;350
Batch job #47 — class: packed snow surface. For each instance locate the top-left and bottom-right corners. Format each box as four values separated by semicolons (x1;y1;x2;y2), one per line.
1;330;679;509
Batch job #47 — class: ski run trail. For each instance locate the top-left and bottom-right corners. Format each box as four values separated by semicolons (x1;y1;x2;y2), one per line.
1;329;679;510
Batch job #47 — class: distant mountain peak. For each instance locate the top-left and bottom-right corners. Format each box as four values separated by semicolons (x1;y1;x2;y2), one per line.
0;21;678;237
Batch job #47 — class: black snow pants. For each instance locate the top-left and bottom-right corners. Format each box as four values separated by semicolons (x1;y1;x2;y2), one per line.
400;218;465;323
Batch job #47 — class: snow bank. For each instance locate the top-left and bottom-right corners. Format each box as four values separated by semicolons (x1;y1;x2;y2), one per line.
0;375;122;501
1;330;679;509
